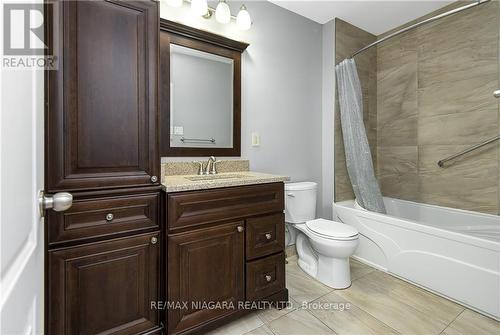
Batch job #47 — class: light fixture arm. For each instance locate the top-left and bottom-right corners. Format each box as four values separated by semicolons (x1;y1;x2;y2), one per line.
183;0;238;20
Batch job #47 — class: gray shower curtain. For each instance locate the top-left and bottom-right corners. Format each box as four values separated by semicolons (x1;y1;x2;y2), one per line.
335;58;386;214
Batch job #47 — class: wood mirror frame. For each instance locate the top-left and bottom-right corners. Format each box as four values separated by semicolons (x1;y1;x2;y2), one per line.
160;19;249;157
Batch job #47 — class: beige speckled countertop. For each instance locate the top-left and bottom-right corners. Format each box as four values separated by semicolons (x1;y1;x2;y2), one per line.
161;171;290;193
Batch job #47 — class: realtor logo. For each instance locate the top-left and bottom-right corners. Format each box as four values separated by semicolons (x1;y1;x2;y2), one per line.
2;2;56;69
4;3;46;55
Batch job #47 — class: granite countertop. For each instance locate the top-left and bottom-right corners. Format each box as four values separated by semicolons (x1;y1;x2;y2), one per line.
161;171;290;193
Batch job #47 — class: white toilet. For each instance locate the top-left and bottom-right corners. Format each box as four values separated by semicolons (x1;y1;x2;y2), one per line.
285;182;359;289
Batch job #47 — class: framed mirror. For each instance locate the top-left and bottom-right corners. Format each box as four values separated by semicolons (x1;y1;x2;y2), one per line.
160;20;249;156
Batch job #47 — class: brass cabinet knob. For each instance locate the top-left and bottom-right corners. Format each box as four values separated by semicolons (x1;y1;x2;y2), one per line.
151;236;158;244
151;176;158;183
265;275;272;282
265;233;272;240
237;226;244;233
106;213;114;222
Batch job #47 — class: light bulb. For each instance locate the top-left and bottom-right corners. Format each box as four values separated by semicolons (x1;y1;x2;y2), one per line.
215;0;231;24
166;0;183;8
236;5;251;30
191;0;208;16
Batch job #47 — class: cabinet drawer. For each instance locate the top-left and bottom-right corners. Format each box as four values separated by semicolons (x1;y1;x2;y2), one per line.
246;252;285;301
246;213;285;260
167;183;284;231
48;192;159;245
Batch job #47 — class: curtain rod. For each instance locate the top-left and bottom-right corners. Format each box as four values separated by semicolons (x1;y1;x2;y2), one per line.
350;0;490;59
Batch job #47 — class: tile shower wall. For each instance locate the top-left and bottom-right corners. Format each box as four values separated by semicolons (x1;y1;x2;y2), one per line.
335;2;499;215
334;19;378;202
376;1;499;214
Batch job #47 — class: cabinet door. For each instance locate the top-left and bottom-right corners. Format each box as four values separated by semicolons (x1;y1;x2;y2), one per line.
46;0;159;192
168;222;245;334
48;233;160;335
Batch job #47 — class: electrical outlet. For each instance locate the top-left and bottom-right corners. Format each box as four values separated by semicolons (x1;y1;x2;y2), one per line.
251;132;260;147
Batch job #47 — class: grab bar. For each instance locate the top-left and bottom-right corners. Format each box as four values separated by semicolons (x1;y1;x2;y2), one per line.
180;137;215;143
437;135;500;167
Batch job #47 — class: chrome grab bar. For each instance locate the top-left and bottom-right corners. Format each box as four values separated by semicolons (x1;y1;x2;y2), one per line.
180;137;215;143
437;135;500;167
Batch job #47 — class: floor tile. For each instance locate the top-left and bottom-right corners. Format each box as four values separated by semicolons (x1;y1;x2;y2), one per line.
335;275;449;334
207;313;264;335
362;271;464;324
267;309;335;335
309;291;399;335
242;324;275;335
350;258;376;281
441;309;500;335
256;297;298;324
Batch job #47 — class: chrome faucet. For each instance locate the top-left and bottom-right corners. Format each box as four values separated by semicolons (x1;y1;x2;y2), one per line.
193;157;220;175
205;156;217;175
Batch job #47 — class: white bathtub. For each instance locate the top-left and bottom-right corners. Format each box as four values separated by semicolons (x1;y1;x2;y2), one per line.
334;197;500;320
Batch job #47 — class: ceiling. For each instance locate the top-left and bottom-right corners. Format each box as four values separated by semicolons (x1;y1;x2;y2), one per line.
268;0;455;35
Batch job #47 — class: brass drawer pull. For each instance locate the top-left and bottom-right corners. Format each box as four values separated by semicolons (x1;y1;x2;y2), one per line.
106;213;114;222
237;226;244;233
151;236;158;244
265;233;272;240
265;275;272;282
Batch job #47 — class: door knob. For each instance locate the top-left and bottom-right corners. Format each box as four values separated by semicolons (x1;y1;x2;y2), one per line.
39;191;73;216
265;233;272;240
494;90;500;98
265;275;272;282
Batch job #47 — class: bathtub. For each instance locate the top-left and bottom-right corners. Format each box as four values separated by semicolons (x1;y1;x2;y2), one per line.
334;197;500;320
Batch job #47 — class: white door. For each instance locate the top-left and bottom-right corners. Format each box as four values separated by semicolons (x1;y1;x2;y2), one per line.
0;2;45;334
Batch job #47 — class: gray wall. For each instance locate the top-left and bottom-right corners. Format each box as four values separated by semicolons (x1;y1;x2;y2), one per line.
161;1;325;215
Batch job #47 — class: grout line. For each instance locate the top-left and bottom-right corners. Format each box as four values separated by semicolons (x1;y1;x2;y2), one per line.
309;287;402;335
304;309;339;335
438;308;465;335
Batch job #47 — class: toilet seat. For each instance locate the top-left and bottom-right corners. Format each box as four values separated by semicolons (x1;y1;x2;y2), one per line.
305;219;358;241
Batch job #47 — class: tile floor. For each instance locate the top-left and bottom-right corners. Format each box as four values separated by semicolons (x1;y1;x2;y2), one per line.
207;256;499;335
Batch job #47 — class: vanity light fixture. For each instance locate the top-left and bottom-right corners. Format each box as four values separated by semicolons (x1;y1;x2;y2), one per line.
190;0;208;17
215;0;231;24
236;5;251;30
166;0;252;30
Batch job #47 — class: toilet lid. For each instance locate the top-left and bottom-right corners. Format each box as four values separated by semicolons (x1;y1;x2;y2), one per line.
305;219;358;239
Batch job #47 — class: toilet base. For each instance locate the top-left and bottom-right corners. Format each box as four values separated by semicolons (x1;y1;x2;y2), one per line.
316;256;352;289
294;228;356;289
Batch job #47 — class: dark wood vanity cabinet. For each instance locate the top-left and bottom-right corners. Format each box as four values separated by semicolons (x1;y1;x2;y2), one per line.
167;221;245;334
49;232;161;335
166;183;288;334
44;1;162;334
46;0;159;192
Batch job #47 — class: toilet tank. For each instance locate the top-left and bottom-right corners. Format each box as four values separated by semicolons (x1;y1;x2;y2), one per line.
284;182;317;223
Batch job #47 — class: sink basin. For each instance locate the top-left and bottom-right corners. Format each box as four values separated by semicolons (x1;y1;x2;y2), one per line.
185;174;249;182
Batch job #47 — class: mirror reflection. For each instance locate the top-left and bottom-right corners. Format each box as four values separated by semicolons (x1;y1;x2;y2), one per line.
170;44;234;148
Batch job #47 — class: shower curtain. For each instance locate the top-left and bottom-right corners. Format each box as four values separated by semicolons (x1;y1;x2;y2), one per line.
335;58;386;214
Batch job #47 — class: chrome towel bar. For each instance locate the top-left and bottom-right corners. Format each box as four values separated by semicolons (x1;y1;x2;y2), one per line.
438;135;500;167
180;137;216;143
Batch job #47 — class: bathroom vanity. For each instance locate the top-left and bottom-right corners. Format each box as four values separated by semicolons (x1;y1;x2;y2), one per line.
163;172;289;334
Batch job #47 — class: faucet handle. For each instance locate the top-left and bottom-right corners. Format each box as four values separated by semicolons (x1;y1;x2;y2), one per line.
211;160;221;174
192;161;204;175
